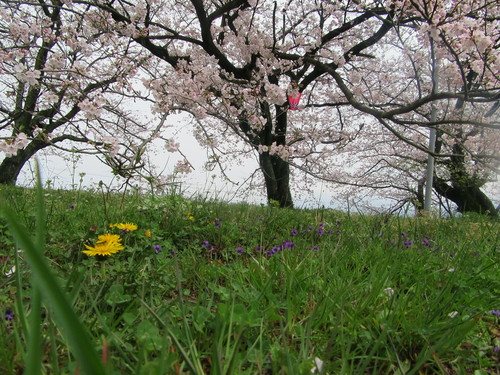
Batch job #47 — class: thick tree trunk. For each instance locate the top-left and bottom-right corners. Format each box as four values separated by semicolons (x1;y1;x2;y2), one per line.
433;178;497;217
0;140;45;185
259;152;293;208
429;135;497;217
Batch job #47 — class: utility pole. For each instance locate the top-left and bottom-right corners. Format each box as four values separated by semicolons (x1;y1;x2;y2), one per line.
424;39;439;212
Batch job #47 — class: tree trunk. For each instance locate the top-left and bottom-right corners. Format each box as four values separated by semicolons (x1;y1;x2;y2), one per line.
0;140;46;185
430;133;497;217
259;152;293;208
433;178;497;217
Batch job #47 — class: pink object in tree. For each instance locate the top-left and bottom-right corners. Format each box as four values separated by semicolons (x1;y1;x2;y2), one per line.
287;92;301;110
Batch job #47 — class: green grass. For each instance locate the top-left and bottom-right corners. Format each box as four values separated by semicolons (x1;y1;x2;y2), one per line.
0;184;498;374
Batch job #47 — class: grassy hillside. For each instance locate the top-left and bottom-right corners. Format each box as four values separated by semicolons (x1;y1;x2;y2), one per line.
0;185;498;374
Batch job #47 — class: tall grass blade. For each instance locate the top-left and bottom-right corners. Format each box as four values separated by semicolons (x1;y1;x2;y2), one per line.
13;250;29;352
25;162;45;375
24;287;42;375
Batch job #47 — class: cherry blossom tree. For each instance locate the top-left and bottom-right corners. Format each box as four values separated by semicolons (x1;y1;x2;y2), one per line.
293;0;500;215
0;0;179;185
73;0;392;206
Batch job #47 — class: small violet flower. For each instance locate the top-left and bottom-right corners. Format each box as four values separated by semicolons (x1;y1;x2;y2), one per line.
5;309;14;321
491;310;500;317
290;229;298;236
236;247;244;255
153;245;162;254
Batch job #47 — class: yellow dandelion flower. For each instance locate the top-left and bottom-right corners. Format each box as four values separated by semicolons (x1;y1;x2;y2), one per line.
96;233;122;243
82;240;124;256
82;233;124;256
145;230;152;238
188;216;195;221
113;222;138;231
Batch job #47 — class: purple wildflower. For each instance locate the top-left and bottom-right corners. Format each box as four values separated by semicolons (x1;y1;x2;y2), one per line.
153;245;162;254
317;228;324;236
201;241;211;248
421;237;430;247
237;247;244;255
403;240;413;248
491;310;500;317
310;245;320;251
5;309;14;321
214;218;222;228
290;229;298;236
